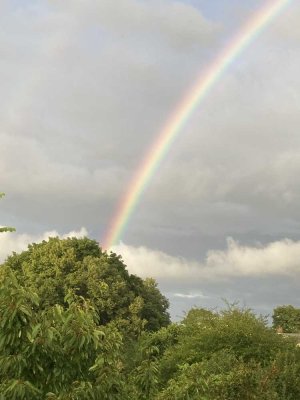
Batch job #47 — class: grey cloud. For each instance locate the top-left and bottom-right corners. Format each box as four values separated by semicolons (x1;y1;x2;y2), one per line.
0;133;125;200
56;0;220;50
0;0;221;234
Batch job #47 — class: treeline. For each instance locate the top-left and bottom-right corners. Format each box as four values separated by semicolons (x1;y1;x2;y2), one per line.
0;237;300;399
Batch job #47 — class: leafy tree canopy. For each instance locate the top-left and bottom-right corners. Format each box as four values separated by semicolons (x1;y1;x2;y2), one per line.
1;237;170;333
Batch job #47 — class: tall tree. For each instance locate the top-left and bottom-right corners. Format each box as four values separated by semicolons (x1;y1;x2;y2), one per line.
2;237;170;333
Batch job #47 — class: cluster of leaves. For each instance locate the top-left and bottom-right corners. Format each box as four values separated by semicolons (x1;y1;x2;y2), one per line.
0;271;127;399
1;235;300;399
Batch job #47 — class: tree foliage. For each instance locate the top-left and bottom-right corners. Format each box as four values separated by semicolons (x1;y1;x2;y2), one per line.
273;305;300;333
149;305;300;399
0;270;126;399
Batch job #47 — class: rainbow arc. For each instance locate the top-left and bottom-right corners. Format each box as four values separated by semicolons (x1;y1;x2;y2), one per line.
103;0;292;250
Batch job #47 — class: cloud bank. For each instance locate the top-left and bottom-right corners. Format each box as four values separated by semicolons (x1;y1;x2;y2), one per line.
2;231;300;284
112;238;300;283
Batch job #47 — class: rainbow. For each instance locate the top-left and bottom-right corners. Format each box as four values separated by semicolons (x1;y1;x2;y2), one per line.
103;0;291;250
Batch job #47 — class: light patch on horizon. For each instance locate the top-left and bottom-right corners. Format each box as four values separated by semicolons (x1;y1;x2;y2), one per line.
172;292;208;299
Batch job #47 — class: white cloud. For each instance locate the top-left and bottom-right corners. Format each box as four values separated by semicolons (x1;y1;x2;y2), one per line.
0;227;88;262
112;238;300;283
173;292;207;299
5;232;300;283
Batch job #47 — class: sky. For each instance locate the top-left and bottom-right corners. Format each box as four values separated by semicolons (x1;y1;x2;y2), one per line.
1;0;300;320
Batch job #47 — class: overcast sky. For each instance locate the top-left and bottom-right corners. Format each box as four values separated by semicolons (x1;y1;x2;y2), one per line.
1;0;300;319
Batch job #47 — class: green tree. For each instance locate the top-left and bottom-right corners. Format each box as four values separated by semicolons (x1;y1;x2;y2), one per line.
123;305;300;399
0;193;15;233
155;305;291;394
272;305;300;333
2;237;170;333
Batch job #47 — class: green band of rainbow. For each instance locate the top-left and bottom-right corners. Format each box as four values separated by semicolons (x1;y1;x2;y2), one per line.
103;0;291;250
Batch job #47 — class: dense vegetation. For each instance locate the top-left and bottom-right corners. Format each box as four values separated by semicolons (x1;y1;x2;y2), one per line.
0;235;300;399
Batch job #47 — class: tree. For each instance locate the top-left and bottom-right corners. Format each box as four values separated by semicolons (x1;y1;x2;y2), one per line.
155;305;291;393
0;193;15;233
272;305;300;333
123;305;300;400
1;237;170;333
